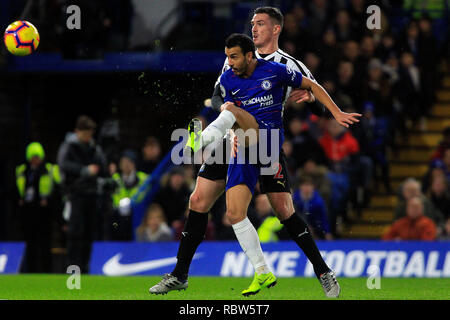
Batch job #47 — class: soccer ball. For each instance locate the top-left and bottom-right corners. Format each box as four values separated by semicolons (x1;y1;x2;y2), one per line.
4;21;40;56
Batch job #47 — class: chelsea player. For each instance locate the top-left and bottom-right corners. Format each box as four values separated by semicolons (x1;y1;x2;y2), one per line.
202;33;360;297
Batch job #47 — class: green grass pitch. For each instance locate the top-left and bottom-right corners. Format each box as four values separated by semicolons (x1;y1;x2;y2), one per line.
0;275;449;300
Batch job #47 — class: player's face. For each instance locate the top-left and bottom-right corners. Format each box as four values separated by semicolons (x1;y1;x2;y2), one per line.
251;13;279;48
225;46;251;76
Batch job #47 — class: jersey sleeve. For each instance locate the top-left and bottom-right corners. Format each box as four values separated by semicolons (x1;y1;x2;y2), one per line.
218;73;233;103
277;63;303;89
214;57;231;87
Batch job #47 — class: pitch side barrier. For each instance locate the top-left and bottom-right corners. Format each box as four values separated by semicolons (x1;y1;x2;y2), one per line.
0;242;25;274
89;240;450;278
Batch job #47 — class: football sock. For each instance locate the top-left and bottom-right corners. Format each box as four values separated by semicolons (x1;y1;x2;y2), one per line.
171;210;209;281
201;110;236;147
232;217;270;275
281;212;330;278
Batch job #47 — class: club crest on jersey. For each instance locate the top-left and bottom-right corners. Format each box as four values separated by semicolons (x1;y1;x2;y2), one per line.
261;80;272;91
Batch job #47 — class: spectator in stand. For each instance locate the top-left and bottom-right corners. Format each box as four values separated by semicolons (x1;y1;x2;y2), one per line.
399;20;420;60
286;116;328;169
110;150;148;240
395;178;444;228
319;119;358;231
383;196;437;241
296;159;332;206
428;148;450;183
135;203;173;242
15;142;55;273
154;166;191;226
57;115;109;273
279;12;312;58
322;118;373;214
348;0;367;40
353;102;391;193
317;28;342;74
360;35;377;66
439;218;450;240
138;136;161;174
341;40;367;86
417;15;439;112
336;60;360;108
333;9;356;43
376;32;398;62
292;175;333;240
362;58;394;117
256;194;286;242
427;172;450;221
431;127;450;161
304;52;322;81
397;51;423;130
307;0;332;39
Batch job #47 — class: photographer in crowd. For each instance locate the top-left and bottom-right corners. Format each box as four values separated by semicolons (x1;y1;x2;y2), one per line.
57;115;109;273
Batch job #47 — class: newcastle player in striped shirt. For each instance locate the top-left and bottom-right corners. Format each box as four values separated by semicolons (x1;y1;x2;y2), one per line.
150;7;343;297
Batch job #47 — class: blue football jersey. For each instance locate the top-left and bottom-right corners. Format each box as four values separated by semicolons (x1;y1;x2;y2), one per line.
219;59;303;134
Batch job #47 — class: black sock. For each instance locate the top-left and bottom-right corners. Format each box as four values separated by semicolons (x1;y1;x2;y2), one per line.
171;210;209;281
281;212;330;278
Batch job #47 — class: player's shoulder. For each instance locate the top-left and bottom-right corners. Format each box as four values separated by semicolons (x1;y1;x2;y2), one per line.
220;68;234;83
276;49;307;71
257;58;286;71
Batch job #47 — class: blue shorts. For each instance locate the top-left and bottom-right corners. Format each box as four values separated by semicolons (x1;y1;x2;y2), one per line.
225;121;283;194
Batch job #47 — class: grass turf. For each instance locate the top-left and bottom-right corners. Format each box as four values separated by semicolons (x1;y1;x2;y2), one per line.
0;275;449;300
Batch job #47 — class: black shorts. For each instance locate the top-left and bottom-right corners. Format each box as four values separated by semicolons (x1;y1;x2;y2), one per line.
197;139;291;193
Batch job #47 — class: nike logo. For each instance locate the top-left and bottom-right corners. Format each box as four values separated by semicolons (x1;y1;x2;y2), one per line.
182;232;188;237
232;89;240;95
297;228;309;238
102;253;204;276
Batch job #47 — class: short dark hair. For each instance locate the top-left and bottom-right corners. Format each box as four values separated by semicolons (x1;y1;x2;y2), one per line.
299;175;315;186
254;6;284;28
75;115;96;131
225;33;255;58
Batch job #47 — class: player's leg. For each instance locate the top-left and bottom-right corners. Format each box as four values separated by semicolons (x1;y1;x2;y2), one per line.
150;141;228;294
226;184;276;296
261;153;340;297
171;176;226;280
149;176;225;295
267;193;340;297
200;103;260;148
226;158;277;296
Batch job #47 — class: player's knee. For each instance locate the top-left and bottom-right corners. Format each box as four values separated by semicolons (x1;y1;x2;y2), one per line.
189;191;210;213
226;208;245;225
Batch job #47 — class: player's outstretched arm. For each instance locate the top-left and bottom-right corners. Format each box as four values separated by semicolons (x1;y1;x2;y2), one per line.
299;77;361;128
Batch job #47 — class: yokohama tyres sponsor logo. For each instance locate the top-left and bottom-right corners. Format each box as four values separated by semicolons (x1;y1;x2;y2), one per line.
242;94;273;106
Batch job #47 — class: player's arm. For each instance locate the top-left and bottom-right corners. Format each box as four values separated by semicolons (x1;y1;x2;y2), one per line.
211;58;230;112
211;83;224;112
299;77;361;128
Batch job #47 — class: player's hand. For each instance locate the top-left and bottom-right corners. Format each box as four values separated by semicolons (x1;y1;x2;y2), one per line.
333;110;361;128
220;101;235;112
290;89;315;103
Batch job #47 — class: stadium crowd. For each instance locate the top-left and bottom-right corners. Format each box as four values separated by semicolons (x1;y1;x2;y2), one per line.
9;1;450;273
